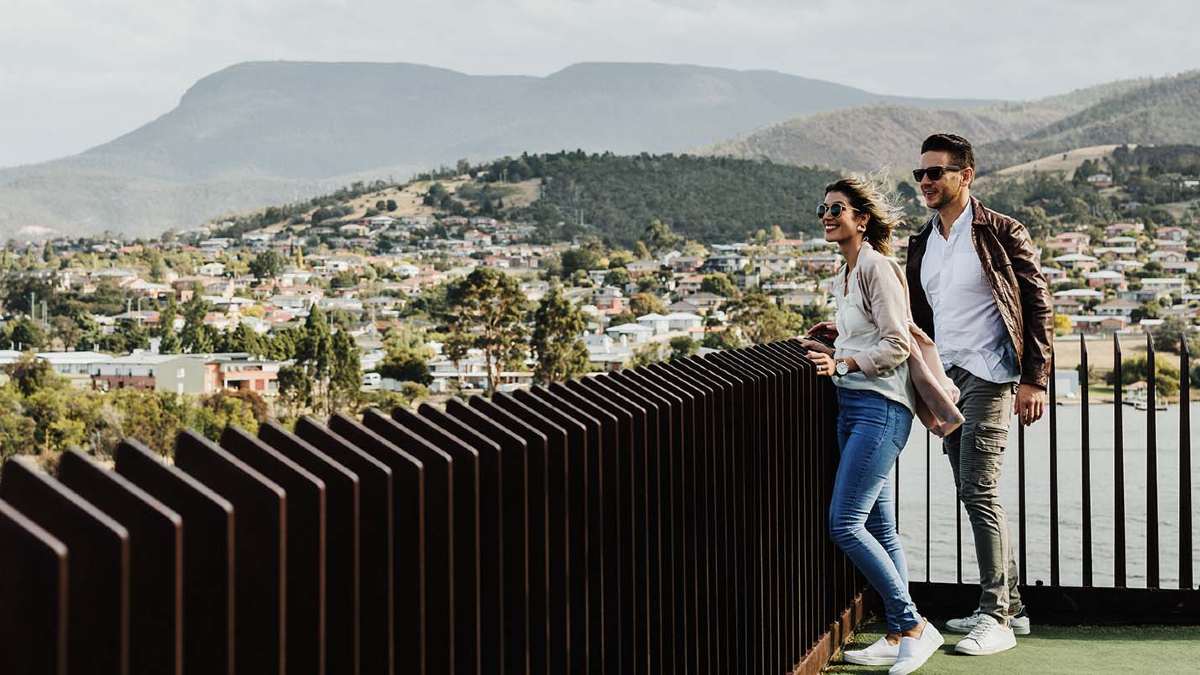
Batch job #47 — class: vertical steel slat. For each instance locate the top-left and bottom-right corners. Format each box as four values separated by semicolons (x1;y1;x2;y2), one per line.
443;398;530;675
484;393;571;675
513;389;592;675
295;417;396;675
1146;335;1160;589
1081;335;1093;587
57;449;183;675
1;455;131;675
537;385;614;675
1018;425;1027;586
175;430;286;675
391;406;483;675
260;421;363;675
590;375;654;675
0;498;67;675
546;383;621;675
114;440;235;675
1050;351;1061;587
328;414;427;675
571;376;643;675
416;405;506;675
1179;339;1193;591
615;368;678;675
926;431;932;583
362;409;457;675
1113;336;1127;588
221;426;329;675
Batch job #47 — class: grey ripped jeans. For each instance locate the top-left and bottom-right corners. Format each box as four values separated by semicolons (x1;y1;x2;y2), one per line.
944;366;1024;623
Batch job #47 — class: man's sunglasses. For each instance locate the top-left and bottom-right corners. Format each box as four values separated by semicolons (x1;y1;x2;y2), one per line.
912;165;962;182
817;203;857;218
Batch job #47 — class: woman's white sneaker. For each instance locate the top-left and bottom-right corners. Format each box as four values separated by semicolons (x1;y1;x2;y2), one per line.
843;636;899;666
889;622;944;675
953;614;1017;655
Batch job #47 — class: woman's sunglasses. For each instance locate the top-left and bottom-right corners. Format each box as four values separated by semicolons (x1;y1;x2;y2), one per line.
912;165;962;182
817;203;857;218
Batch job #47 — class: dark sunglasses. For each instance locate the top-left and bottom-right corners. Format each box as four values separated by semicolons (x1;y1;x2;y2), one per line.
912;165;962;182
817;203;856;218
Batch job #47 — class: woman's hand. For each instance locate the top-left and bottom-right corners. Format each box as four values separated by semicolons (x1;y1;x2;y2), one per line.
806;321;837;337
806;350;836;376
797;338;835;356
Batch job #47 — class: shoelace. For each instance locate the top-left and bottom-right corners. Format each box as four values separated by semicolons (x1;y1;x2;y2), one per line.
963;615;998;643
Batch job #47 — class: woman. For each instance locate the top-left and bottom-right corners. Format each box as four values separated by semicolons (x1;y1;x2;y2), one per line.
801;177;943;675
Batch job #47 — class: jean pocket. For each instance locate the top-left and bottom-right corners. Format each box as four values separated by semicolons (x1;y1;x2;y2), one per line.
974;422;1009;455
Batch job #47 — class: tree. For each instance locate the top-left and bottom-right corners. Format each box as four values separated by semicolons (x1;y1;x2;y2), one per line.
249;250;285;281
444;268;529;393
386;199;398;212
700;273;738;298
4;352;55;397
630;342;665;368
158;297;181;354
329;329;363;413
531;285;591;384
293;306;334;412
630;292;666;317
221;322;268;356
668;336;697;361
643;219;682;254
1150;317;1199;354
180;294;216;353
604;268;632;288
6;316;46;350
1105;355;1182;397
1053;314;1073;336
378;326;434;385
730;292;801;344
560;245;604;277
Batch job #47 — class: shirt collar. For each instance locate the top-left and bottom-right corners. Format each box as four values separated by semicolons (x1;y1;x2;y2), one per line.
934;202;974;240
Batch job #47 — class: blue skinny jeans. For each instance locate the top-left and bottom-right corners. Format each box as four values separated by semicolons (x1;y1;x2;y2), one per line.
829;387;920;633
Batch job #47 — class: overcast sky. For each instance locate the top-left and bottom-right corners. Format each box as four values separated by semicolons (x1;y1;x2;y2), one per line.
3;0;1197;168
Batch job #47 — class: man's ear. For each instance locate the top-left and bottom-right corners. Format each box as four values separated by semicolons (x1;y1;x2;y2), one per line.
960;166;975;188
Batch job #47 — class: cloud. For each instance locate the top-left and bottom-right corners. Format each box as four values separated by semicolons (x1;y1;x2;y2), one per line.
1;0;1197;167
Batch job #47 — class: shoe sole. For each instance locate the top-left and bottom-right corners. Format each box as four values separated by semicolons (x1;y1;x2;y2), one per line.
945;622;1031;636
844;654;897;666
954;640;1017;656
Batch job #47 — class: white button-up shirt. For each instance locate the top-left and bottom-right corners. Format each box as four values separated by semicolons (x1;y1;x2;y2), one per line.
920;203;1019;384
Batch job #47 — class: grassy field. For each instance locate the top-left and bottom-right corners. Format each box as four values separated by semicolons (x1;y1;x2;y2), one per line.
1051;336;1148;373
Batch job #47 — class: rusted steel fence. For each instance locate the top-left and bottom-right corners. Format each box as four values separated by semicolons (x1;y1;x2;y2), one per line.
0;340;869;675
907;335;1199;622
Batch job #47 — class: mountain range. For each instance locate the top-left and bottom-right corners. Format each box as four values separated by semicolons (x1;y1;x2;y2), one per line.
1;61;1197;239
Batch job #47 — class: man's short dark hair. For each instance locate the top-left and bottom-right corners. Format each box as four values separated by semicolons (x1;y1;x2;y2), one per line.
921;133;975;170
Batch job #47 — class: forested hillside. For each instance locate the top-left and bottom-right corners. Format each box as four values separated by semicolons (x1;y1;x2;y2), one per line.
502;152;841;245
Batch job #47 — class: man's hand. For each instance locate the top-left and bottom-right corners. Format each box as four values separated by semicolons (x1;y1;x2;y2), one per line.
806;351;836;376
1015;383;1047;425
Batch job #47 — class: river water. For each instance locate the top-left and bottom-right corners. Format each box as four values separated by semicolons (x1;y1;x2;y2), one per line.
894;403;1200;589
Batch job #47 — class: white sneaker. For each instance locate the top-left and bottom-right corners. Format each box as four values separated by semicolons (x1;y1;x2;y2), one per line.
954;614;1017;656
844;636;899;666
946;610;1031;635
889;621;944;675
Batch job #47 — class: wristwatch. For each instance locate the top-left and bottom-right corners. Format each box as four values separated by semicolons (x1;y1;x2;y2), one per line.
834;359;850;377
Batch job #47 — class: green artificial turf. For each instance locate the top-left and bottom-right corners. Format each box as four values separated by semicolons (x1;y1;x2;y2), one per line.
826;621;1200;674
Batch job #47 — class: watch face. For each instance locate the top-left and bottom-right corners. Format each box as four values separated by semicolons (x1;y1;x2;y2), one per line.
836;361;848;376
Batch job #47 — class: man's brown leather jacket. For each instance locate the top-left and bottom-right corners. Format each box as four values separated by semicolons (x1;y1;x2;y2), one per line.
905;196;1054;389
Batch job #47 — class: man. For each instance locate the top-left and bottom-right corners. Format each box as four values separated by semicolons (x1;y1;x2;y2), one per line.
906;133;1053;656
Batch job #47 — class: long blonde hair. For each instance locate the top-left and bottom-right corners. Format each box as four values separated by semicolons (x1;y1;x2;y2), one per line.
824;175;903;256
